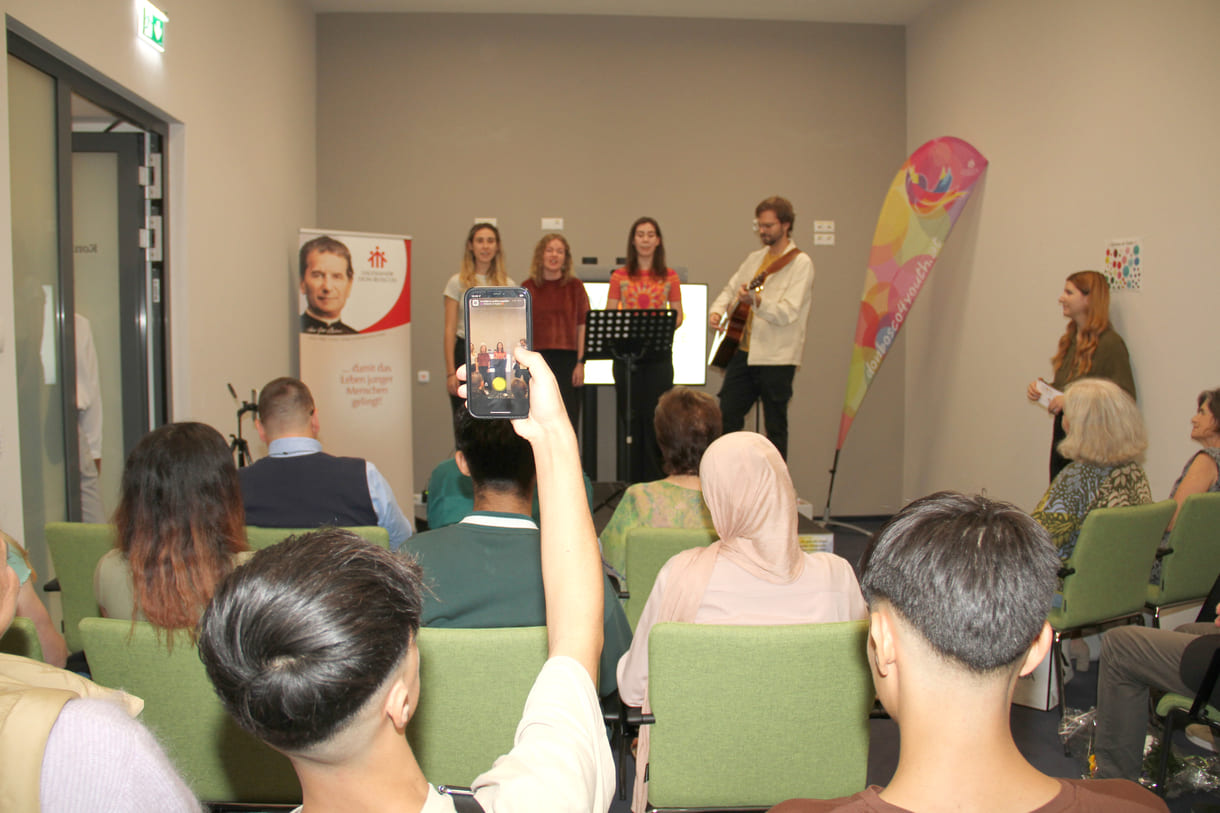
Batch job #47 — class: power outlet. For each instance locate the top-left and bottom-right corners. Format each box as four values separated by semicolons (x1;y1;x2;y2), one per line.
417;370;431;383
814;233;835;246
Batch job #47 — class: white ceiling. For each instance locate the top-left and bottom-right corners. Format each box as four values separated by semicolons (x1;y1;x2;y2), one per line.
308;0;938;26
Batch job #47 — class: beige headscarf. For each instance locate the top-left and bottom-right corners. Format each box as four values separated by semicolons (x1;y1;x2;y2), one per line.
632;431;804;811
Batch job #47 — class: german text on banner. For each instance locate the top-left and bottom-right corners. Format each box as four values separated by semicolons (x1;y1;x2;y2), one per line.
298;229;413;505
837;137;988;450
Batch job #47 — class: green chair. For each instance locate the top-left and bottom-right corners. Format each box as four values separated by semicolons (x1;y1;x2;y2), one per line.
79;617;301;806
0;616;44;661
622;528;716;631
44;522;115;653
245;525;390;551
641;620;872;810
1153;645;1220;793
406;626;548;787
1147;493;1220;626
1047;500;1176;739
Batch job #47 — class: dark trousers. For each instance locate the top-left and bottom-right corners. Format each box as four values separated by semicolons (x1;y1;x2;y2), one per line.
718;351;796;459
613;356;672;483
539;349;580;430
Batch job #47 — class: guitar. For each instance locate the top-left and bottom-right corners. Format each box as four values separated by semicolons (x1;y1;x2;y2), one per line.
708;268;769;369
708;247;801;369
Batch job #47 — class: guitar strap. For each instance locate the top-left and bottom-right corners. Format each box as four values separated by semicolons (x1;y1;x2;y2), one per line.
759;247;801;282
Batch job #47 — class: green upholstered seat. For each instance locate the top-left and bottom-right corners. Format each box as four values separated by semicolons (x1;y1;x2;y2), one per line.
79;617;301;805
622;527;716;631
44;522;114;653
245;525;390;551
406;625;549;787
1147;493;1220;623
645;620;873;810
0;616;43;661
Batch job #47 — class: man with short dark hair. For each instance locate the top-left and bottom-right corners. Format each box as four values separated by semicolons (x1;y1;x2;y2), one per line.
239;376;413;549
403;407;631;698
299;235;358;334
199;350;614;812
708;195;814;459
771;492;1166;813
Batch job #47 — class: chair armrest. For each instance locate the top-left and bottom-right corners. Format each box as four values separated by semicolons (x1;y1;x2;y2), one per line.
1155;547;1175;561
43;578;60;593
1057;566;1076;579
623;704;654;727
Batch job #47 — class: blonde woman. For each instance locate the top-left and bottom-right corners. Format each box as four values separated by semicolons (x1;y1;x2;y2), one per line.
442;223;514;428
522;233;589;427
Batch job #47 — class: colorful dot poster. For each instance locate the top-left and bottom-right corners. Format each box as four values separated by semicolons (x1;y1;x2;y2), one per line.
1105;237;1142;291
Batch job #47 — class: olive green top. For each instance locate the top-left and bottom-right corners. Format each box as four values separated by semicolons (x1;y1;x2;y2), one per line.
1051;327;1136;400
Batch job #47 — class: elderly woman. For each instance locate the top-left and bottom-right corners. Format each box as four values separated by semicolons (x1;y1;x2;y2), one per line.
1031;378;1152;562
600;387;721;591
95;422;251;635
1166;387;1220;525
617;431;867;812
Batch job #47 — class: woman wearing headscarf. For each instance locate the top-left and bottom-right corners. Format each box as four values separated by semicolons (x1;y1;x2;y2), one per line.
616;431;866;812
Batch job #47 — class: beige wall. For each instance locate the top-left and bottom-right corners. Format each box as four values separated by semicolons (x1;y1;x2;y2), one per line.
904;0;1220;509
316;13;908;514
0;0;316;552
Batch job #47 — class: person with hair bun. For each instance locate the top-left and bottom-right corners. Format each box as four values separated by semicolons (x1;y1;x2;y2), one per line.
599;387;721;592
1031;378;1151;562
94;422;251;635
523;233;589;428
1027;270;1135;481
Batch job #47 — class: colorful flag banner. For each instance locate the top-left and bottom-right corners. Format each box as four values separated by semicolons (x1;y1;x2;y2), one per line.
837;137;988;450
298;228;414;505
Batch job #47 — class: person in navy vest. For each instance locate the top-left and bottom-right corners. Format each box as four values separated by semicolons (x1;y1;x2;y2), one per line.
239;377;413;550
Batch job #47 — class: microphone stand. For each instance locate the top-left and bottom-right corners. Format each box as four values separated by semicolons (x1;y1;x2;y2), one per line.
227;383;258;468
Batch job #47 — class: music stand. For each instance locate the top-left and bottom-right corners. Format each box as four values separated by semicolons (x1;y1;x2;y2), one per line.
584;308;677;490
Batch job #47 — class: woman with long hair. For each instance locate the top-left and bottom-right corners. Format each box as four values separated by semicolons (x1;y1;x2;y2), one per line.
94;422;250;634
522;233;590;428
616;431;866;811
442;223;514;431
606;217;683;482
1027;270;1135;481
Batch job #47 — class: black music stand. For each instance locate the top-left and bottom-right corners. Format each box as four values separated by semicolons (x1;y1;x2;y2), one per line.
584;308;677;488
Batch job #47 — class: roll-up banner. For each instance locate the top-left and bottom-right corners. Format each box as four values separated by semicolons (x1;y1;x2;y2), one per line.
298;228;413;506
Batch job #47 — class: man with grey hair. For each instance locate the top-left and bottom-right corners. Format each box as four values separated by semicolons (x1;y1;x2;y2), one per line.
771;492;1165;812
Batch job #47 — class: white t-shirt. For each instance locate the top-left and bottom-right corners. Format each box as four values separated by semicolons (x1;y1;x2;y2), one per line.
443;273;517;340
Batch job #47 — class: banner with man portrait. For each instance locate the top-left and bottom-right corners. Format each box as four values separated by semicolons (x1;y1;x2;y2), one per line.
298;228;413;506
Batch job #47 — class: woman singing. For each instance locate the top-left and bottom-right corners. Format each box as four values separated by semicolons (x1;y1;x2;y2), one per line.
523;233;590;428
607;217;683;483
1026;270;1134;481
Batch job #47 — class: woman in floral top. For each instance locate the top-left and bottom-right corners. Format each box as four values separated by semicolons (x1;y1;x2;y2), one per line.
1031;378;1151;562
606;217;683;483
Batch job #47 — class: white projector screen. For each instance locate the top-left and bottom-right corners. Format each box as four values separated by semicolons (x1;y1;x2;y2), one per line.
581;282;707;387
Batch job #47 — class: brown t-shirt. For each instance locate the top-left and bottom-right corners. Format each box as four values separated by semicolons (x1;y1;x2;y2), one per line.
769;780;1167;812
522;277;590;352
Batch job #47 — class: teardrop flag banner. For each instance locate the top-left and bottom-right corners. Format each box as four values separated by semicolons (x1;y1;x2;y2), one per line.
836;136;988;452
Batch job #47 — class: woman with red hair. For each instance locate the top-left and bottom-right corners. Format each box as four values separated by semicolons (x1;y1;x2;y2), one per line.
1027;270;1135;481
94;422;250;637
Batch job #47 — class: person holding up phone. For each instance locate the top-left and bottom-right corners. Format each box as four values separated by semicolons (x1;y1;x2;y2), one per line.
465;287;532;420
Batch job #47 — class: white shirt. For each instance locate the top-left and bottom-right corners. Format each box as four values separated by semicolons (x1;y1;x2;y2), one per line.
709;242;815;366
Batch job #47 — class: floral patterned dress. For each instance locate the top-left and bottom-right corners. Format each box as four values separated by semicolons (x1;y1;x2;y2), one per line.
600;480;714;591
1031;459;1152;562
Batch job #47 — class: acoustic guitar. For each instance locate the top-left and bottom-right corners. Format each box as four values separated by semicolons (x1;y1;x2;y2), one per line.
708;247;800;369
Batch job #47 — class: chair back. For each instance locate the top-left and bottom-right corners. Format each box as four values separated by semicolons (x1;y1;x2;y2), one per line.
623;527;716;631
79;617;301;805
406;626;548;787
45;522;115;652
1148;493;1220;608
0;616;43;661
1048;500;1176;630
245;525;390;551
647;620;872;809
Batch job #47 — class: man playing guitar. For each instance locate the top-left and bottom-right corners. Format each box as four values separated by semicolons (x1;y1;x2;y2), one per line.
707;196;815;460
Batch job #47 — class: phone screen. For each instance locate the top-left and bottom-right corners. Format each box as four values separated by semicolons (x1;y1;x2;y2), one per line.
464;287;531;419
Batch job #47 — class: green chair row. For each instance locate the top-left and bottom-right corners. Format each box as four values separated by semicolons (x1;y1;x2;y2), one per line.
621;527;717;631
1146;492;1220;625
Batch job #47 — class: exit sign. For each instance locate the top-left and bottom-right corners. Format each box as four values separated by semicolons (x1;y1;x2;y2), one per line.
138;1;168;52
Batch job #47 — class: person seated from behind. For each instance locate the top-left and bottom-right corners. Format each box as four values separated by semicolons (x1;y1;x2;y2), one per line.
619;431;867;811
599;387;721;591
1031;377;1151;562
239;376;414;550
3;530;69;667
403;406;631;698
0;533;199;810
197;348;613;812
770;492;1167;813
95;422;252;632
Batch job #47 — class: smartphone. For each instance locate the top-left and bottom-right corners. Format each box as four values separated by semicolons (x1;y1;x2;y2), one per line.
464;286;532;419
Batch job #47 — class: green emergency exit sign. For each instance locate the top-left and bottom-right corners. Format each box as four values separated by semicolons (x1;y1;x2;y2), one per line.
139;1;168;52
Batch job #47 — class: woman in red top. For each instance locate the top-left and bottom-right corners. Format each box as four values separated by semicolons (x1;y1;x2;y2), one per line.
523;233;590;428
607;217;683;483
